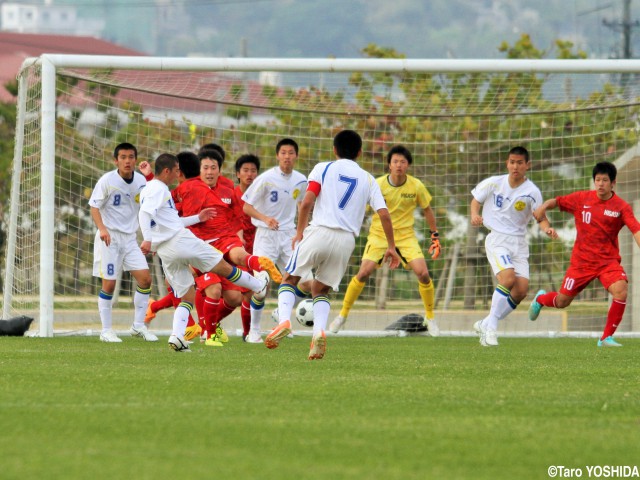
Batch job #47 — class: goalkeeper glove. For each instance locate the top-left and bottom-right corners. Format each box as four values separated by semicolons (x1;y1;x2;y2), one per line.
428;231;441;260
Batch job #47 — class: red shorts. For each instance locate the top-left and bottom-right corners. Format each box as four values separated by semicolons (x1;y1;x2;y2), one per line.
212;236;244;261
195;271;221;292
559;263;627;297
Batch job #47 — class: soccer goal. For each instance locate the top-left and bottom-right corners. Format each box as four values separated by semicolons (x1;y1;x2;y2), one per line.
5;55;640;338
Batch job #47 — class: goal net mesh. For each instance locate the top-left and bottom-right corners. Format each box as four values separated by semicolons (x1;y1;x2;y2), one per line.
6;60;640;337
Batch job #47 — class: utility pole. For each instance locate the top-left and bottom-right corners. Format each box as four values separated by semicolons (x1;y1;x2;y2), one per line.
603;0;639;87
603;0;639;59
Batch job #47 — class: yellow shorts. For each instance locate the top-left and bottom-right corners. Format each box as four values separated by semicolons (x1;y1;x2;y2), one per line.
362;234;424;269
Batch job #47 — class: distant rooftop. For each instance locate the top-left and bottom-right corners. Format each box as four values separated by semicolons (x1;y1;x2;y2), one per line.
0;31;143;102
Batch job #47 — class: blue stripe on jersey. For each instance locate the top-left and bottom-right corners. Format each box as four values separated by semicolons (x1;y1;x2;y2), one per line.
320;161;335;185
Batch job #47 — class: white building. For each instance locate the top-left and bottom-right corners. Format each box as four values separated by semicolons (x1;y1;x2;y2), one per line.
1;2;104;37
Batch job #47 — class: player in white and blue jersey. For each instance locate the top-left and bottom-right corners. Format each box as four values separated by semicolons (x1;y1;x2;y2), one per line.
263;130;401;360
241;138;310;343
89;142;157;343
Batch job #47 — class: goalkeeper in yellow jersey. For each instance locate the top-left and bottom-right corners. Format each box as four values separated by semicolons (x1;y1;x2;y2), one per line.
330;145;441;336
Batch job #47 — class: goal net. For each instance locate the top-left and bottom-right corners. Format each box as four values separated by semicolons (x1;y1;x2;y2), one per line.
5;56;640;338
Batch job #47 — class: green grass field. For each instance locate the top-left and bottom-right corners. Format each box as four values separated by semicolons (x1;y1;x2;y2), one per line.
1;336;638;480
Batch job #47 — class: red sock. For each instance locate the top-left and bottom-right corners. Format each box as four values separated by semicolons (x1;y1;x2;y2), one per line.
246;255;261;271
204;297;220;339
602;299;626;340
195;291;206;329
217;299;236;323
241;300;251;336
151;292;174;312
537;292;559;308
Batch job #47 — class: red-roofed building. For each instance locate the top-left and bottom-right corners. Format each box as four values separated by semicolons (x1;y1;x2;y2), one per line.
0;32;144;102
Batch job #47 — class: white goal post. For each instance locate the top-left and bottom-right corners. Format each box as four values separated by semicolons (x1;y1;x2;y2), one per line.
5;55;640;338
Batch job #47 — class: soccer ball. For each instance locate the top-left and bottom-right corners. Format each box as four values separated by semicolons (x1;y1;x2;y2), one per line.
295;299;314;327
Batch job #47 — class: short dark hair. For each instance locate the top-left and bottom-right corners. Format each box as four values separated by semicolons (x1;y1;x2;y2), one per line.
199;143;226;161
508;146;529;162
235;154;261;173
199;149;224;169
386;145;413;164
154;153;177;175
177;151;200;179
276;138;299;155
333;130;362;160
592;161;617;182
114;142;137;159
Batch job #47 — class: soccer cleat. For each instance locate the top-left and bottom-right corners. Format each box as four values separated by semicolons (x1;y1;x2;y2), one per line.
264;320;291;349
329;315;346;333
252;270;270;301
474;320;498;347
528;289;546;321
204;334;224;347
244;330;263;343
483;329;499;347
473;320;483;335
258;256;282;284
130;324;159;342
100;329;122;343
424;318;440;337
308;331;327;360
184;323;203;342
597;336;622;347
215;325;229;343
144;299;156;324
168;334;191;353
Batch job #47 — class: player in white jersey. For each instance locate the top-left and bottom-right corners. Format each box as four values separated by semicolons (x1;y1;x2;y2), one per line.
241;138;311;343
264;130;401;360
138;153;269;353
470;146;557;347
89;142;157;343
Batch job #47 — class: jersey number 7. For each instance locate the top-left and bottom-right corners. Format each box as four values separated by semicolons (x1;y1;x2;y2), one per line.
338;175;358;209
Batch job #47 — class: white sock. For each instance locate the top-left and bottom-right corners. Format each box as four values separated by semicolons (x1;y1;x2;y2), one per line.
250;306;264;332
133;288;150;328
172;303;191;338
226;268;262;291
98;295;113;332
485;287;516;331
312;296;330;335
277;286;296;324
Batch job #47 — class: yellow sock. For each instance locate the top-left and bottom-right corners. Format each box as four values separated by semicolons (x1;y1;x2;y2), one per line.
418;280;434;320
339;277;366;318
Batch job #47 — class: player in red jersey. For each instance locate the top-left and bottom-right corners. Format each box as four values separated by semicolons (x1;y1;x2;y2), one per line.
176;150;280;345
529;162;640;347
234;154;260;340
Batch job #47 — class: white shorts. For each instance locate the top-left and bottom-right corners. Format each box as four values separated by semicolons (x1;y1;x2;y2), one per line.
253;227;296;272
93;230;149;280
156;229;224;298
484;231;530;279
285;225;355;291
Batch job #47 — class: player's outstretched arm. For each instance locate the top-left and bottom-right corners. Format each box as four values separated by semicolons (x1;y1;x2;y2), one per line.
421;205;440;259
378;208;401;269
138;161;153;180
470;198;483;227
243;202;279;230
534;198;557;223
90;206;111;246
292;190;316;249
